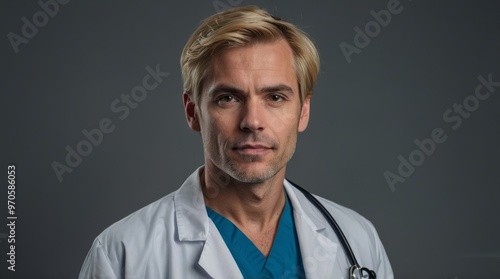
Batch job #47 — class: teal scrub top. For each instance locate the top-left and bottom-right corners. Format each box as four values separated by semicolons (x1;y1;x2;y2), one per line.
206;194;305;279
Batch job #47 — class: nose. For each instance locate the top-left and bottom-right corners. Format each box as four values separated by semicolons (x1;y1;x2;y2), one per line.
239;98;265;133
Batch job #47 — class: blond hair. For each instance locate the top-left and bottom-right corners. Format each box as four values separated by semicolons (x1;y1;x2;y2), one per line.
180;5;320;104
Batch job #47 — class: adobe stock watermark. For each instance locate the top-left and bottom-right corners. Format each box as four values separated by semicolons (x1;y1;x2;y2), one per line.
7;0;71;54
385;73;499;192
212;0;243;13
339;0;412;64
51;64;169;183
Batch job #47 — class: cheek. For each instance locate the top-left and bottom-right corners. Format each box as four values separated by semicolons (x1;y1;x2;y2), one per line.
201;113;233;145
271;108;301;133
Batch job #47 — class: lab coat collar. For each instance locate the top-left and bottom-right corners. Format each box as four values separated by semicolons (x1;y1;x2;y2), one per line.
174;167;243;278
174;166;209;241
284;179;340;278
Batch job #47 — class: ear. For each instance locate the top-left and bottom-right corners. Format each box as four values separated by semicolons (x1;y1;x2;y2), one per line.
298;95;311;132
183;92;201;132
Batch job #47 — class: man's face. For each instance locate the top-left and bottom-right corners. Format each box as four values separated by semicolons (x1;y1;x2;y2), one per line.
184;39;310;184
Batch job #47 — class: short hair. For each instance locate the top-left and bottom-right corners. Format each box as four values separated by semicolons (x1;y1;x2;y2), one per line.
180;5;320;104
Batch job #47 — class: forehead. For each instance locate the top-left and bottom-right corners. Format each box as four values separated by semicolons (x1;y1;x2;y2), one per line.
205;39;297;87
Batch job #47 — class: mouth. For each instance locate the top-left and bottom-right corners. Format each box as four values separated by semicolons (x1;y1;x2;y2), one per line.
232;143;273;156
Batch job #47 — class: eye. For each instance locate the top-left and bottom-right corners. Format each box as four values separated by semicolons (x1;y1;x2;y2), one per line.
269;94;285;102
216;95;238;105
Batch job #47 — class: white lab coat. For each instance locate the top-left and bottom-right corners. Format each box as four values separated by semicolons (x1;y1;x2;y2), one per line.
79;167;393;279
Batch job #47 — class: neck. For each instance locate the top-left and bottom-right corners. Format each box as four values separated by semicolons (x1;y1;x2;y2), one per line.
201;165;286;230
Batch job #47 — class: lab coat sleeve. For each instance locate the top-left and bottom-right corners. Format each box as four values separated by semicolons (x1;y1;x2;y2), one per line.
79;238;118;279
371;221;394;279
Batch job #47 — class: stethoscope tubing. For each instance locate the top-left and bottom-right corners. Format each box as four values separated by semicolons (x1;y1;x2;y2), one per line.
288;180;376;279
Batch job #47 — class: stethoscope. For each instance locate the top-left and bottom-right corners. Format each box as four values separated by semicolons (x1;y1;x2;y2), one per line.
288;180;377;279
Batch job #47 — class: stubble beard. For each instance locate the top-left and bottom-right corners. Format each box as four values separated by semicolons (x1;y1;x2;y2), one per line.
223;142;296;184
202;128;299;184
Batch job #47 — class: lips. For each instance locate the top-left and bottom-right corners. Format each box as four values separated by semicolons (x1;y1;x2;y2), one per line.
232;143;273;155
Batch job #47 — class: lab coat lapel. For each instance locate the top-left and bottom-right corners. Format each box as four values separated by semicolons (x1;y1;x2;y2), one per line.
284;180;341;278
198;221;243;278
174;168;242;278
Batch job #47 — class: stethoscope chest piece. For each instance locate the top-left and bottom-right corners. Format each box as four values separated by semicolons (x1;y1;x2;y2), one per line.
349;265;377;279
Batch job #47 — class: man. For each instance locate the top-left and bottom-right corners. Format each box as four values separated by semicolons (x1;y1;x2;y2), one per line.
79;6;393;279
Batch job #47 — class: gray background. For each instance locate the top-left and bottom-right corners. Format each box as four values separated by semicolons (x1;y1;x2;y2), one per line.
1;0;499;278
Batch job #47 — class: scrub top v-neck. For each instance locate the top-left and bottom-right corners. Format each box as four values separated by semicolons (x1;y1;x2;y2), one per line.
206;194;305;279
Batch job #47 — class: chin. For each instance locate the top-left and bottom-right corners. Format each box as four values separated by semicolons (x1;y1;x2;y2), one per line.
227;161;281;184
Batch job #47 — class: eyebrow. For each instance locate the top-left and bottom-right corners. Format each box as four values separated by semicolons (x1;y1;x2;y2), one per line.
209;84;295;96
209;85;244;96
261;85;294;95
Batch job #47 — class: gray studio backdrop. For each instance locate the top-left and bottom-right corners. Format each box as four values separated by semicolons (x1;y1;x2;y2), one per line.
1;0;499;278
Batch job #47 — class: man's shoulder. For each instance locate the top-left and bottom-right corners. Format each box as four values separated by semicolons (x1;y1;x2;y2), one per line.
286;182;375;233
315;195;375;229
308;195;383;248
96;191;177;245
93;168;204;248
286;182;379;239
